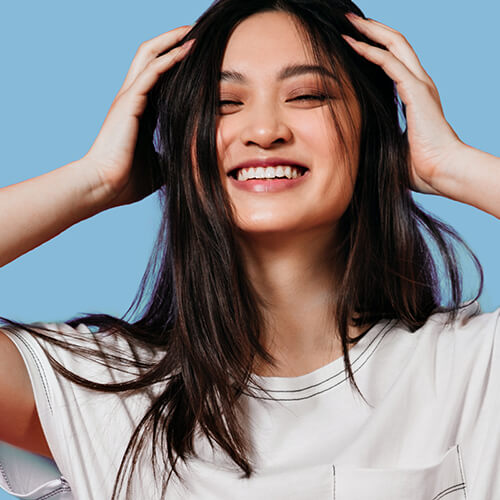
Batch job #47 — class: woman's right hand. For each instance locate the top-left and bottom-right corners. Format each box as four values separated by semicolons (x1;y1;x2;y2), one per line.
83;25;195;209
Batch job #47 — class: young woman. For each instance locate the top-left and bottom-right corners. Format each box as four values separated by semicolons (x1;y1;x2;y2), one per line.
0;0;499;498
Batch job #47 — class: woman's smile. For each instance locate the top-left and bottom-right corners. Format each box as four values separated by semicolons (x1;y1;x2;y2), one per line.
216;10;361;234
228;168;311;193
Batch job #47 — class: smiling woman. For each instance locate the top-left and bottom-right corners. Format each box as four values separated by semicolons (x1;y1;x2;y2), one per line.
0;0;499;499
216;11;362;235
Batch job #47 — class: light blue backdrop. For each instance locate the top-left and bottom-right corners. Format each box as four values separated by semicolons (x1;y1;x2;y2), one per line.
0;1;498;498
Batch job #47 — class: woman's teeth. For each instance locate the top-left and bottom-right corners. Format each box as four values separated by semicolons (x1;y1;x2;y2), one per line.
235;166;305;181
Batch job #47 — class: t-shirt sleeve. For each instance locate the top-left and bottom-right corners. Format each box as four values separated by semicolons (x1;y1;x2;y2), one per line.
0;442;71;499
0;322;155;500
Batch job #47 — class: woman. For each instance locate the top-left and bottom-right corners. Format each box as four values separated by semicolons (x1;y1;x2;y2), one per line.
0;0;499;498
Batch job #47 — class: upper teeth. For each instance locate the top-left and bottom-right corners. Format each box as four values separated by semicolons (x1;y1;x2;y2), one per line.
235;166;304;181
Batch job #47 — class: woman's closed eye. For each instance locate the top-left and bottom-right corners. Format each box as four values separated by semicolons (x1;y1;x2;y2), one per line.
219;100;242;108
291;93;331;102
218;94;332;111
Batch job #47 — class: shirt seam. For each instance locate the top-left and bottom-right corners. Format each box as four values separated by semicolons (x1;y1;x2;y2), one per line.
0;461;13;492
35;483;72;500
245;320;394;401
247;320;392;394
457;444;468;499
7;330;53;414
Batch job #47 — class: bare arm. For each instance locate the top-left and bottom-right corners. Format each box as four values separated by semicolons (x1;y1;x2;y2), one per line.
0;332;52;458
0;160;110;268
435;143;500;220
345;14;500;219
0;26;195;457
0;26;194;269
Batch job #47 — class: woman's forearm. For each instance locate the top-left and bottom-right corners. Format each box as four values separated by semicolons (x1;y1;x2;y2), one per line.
434;143;500;219
0;159;111;268
344;16;499;220
0;27;196;269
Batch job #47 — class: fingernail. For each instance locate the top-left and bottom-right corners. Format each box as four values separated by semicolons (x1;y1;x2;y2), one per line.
345;12;360;20
342;34;357;44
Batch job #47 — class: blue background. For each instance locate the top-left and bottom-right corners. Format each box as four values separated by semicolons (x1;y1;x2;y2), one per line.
0;1;498;498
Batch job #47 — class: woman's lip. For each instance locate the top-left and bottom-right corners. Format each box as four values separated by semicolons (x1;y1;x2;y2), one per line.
227;170;311;193
227;160;309;176
228;166;309;176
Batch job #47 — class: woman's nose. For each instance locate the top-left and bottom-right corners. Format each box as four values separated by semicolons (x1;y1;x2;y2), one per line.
239;103;293;149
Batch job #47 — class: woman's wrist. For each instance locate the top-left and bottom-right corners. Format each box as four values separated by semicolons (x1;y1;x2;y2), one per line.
0;159;114;268
432;141;500;219
71;156;126;216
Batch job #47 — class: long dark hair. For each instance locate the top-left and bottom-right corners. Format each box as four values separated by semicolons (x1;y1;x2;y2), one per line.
1;0;483;497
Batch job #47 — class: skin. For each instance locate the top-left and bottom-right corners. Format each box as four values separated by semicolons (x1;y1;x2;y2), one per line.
216;10;500;376
0;8;499;459
0;26;196;461
343;13;500;214
216;11;364;376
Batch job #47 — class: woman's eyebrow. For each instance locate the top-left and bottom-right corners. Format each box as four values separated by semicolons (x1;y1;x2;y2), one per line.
219;64;337;83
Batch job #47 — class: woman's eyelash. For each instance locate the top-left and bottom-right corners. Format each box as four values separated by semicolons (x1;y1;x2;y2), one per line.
218;94;330;107
292;94;330;102
219;100;241;106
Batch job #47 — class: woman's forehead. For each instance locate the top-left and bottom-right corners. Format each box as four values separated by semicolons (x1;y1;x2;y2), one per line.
220;10;350;90
221;11;316;70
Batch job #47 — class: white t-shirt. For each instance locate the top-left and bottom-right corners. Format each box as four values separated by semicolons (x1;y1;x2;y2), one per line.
1;301;500;499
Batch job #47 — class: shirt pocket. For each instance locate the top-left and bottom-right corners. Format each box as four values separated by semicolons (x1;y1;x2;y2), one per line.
333;444;467;500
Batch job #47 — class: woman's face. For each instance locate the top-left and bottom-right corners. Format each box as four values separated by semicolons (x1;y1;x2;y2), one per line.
216;11;362;237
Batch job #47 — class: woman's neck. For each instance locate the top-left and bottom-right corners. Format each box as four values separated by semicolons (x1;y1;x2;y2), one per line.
238;226;354;377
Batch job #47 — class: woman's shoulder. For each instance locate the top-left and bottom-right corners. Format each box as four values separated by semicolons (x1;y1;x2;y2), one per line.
419;301;500;345
371;302;500;384
2;320;164;387
380;301;498;348
0;321;165;500
404;301;500;381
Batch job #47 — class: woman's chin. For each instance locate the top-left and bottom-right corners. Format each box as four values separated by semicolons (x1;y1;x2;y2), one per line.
233;217;303;235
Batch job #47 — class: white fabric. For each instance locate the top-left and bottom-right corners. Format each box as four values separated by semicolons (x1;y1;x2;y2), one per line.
1;302;500;499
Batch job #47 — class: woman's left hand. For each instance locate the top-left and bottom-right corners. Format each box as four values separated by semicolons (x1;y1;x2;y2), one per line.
343;13;463;196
